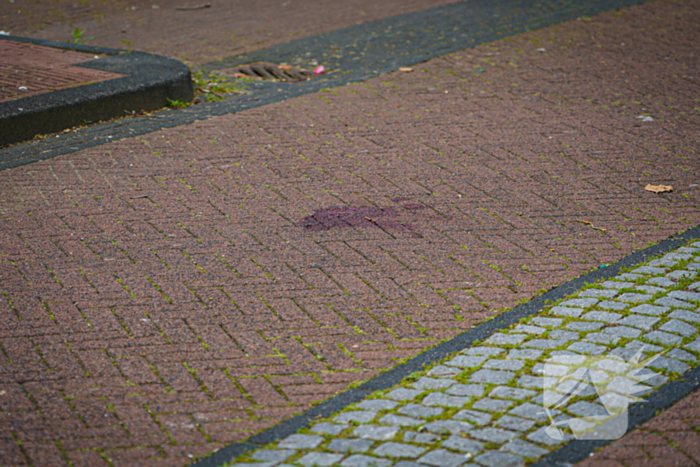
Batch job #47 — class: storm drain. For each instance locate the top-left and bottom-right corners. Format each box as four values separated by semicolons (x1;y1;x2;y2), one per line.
220;62;315;83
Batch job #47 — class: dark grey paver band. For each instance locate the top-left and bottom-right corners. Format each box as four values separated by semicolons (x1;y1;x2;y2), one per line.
192;226;700;466
0;0;649;171
0;36;193;147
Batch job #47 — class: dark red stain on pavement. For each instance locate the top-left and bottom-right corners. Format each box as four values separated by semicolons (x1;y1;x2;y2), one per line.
298;206;397;231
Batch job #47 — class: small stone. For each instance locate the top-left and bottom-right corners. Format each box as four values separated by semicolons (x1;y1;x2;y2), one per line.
643;330;683;345
252;450;295;463
310;423;346;435
685;338;700;352
507;349;543;360
582;311;621;323
485;334;527;346
417;449;471;467
357;400;398;411
594;358;630;373
567;401;609;417
580;288;619;298
508;403;550;422
398;404;443;419
648;356;690;374
379;414;423;427
278;434;323;449
473;398;514;412
445;355;488;368
403;431;440;444
386;388;421;401
629;304;669;316
632;266;667;275
500;439;548;459
470;369;516;384
691;281;700;290
454;409;492;425
335;411;377;424
297;452;344;467
341;454;392;467
550;306;583;317
411;377;456;391
606;376;653;397
549;330;579;341
676;247;700;254
655;297;694;309
527;426;573;446
660;319;698;337
668;270;697;280
617;315;660;330
470;428;518;444
484;359;525;371
668;348;698;363
446;384;485;397
465;347;506;356
603;326;641;338
560;298;598;308
626;340;664;353
598;301;629;311
601;281;635;290
669;309;700;324
628;368;668;387
567;342;606;355
532;317;563;327
523;339;568;349
669;290;700;302
328;438;374;453
647;277;675;287
393;463;423;467
610;347;640;361
353;425;399;441
518;374;557;389
551;381;597;398
373;442;425;459
474;451;524;467
427;365;460;378
514;324;546;335
423;420;473;435
619;293;653;303
566;321;605;331
664;252;693;261
618;273;643;280
422;393;470;408
490;386;537;400
443;435;484;454
635;285;666;294
496;415;535;432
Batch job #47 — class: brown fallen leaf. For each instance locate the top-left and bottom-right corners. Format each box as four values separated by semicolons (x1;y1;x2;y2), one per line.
645;184;673;193
578;220;607;232
399;67;413;72
176;3;211;10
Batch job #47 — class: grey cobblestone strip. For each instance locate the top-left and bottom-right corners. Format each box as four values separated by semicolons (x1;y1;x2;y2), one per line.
209;239;700;467
0;0;649;170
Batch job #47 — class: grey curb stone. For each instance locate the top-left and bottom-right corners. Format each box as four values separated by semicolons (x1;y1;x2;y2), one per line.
598;301;629;311
252;450;295;462
580;289;618;298
412;377;456;391
550;306;583;317
373;442;425;458
473;398;514;412
500;439;549;459
496;415;536;432
379;414;423;427
470;428;519;444
297;452;344;466
422;393;471;408
600;281;635;290
341;455;392;467
335;411;377;424
507;349;544;360
353;425;400;441
446;355;488;368
582;311;621;323
485;334;526;346
643;330;684;346
447;384;485;397
659;320;698;337
357;400;398;411
560;298;598;308
418;449;473;467
442;435;484;454
670;291;700;302
669;309;700;324
484;360;525;371
310;423;346;435
474;451;525;467
490;386;537;400
630;304;669;316
387;388;421;401
398;404;443;419
617;315;660;330
655;297;695;309
424;420;474;435
454;409;492;426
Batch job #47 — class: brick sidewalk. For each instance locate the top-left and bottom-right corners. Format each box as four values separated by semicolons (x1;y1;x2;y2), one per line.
0;0;461;66
0;0;699;466
579;387;700;466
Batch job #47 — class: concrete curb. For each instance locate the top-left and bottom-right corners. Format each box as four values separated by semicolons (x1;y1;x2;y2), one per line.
0;36;193;147
192;225;700;466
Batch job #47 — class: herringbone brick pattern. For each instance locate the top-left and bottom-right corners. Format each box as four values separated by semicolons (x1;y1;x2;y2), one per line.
1;0;699;465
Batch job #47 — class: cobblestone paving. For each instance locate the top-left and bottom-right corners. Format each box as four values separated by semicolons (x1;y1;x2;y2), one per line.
229;244;700;466
1;0;699;465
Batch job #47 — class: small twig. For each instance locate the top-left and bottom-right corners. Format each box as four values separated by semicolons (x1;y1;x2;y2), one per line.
577;220;607;232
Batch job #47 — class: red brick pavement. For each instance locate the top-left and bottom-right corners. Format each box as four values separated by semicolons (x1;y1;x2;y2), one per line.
0;40;122;103
579;388;700;467
0;0;461;66
1;0;699;465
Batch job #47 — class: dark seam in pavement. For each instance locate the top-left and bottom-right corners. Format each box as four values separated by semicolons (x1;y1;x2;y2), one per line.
192;225;700;466
0;0;650;171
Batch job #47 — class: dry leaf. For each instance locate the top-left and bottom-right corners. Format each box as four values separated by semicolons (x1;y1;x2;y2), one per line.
578;220;607;232
645;184;673;193
278;65;293;70
399;67;413;72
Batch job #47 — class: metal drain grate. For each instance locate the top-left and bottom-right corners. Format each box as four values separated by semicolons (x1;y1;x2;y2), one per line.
220;62;315;83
